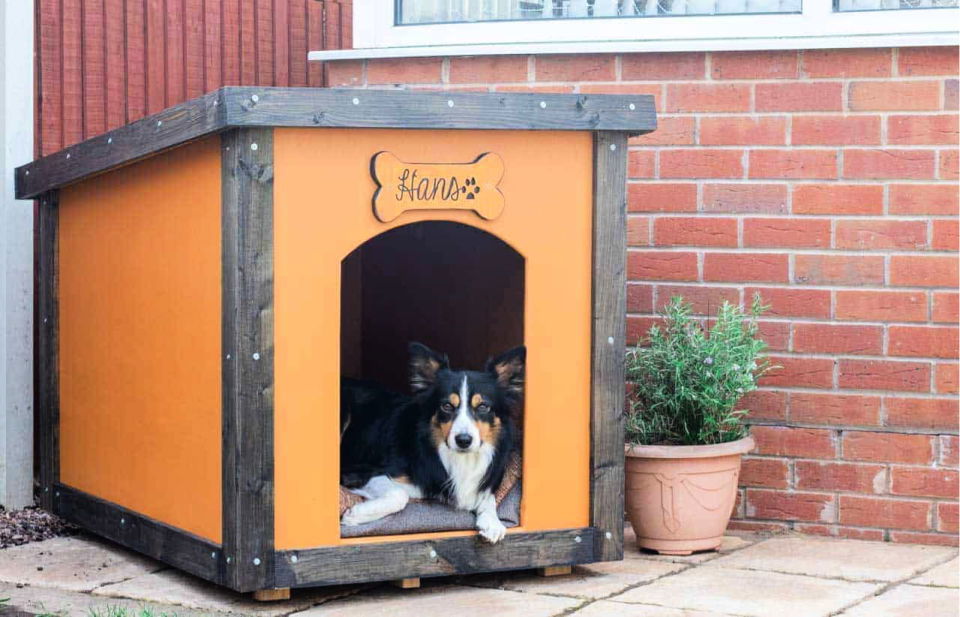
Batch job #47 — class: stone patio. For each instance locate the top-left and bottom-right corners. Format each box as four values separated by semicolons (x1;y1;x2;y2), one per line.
0;529;956;617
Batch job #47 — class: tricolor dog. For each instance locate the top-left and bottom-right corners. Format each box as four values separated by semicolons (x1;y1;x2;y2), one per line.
339;343;523;543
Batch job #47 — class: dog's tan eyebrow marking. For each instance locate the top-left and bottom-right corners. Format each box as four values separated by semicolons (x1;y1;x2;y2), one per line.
471;393;484;408
449;393;460;407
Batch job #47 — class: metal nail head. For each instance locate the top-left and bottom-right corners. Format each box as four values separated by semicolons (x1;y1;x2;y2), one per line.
252;352;261;361
250;143;259;151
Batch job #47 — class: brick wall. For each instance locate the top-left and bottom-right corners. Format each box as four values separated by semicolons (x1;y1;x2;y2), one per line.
325;47;960;545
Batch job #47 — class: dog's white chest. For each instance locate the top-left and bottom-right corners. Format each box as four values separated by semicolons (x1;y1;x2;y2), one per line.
438;443;495;511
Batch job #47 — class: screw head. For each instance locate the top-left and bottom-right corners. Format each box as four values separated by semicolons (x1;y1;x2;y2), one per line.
108;137;113;144
629;103;636;110
157;120;162;127
65;153;70;159
574;536;582;543
211;551;217;559
251;94;260;103
352;97;360;105
226;354;231;360
290;555;299;563
253;557;261;566
607;336;614;344
609;144;617;151
605;531;613;540
447;100;454;107
25;170;29;175
252;352;261;361
120;517;125;524
250;143;259;151
539;101;547;109
429;549;438;559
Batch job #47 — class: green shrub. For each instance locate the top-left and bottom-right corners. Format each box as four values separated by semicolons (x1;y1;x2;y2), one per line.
625;295;772;446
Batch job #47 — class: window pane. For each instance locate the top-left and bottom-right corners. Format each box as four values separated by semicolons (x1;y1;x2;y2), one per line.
835;0;956;9
398;0;802;24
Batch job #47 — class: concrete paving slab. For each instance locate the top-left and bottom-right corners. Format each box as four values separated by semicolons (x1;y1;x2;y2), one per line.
570;601;740;617
0;536;162;592
92;568;362;616
289;584;580;617
708;536;957;582
911;557;959;588
837;584;959;617
466;560;684;599
609;564;880;617
623;528;754;564
0;581;222;617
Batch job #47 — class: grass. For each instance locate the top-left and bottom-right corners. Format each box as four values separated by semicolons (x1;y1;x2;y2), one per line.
87;606;179;617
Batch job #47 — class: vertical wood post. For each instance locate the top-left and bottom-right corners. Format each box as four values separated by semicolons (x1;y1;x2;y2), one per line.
590;131;628;562
221;127;276;592
36;191;60;511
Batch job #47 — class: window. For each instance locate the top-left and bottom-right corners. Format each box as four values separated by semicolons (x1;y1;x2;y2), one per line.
308;0;958;59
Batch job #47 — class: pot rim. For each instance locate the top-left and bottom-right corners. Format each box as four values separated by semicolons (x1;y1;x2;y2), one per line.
625;435;755;459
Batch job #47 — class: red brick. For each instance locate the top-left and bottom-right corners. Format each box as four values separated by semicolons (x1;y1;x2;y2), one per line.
750;150;837;180
757;321;790;352
711;50;798;80
666;83;751;113
741;457;790;489
626;283;653;313
792;115;882;146
582;83;663;110
661;149;744;179
494;84;574;93
627;216;650;247
793;324;883;355
836;290;928;323
654;217;737;248
835;220;927;250
891;530;959;546
621;52;706;80
849;81;941;111
756;82;843;112
932;292;959;323
628;183;698;213
700;116;786;146
839;360;931;393
449;55;528;83
938;502;959;534
941;149;959;180
942;435;960;467
752;425;836;458
366;57;442;84
795;461;885;493
535;54;615;81
888;114;959;145
835;526;886;541
740;389;788;421
932;219;959;251
890;184;959;215
627;316;661;345
886;396;959;430
793;184;884;216
627;251;698;281
898;47;960;76
628;150;655;178
702;183;787;214
325;60;364;87
843;431;934;464
840;496;931;530
889;326;960;359
744;286;831;319
946;79;959;110
743;218;830;249
703;253;788;283
794;254;884;286
747;489;836;523
843;149;935;180
761;356;835;389
630;116;694;146
655;285;740;314
890;255;959;287
802;48;893;78
935;363;959;395
790;392;881;426
892;468;959;499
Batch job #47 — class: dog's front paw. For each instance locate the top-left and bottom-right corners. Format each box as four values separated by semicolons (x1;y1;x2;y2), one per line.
477;513;507;544
340;506;366;527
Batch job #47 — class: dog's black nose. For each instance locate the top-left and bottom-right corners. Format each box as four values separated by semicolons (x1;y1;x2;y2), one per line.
454;433;473;449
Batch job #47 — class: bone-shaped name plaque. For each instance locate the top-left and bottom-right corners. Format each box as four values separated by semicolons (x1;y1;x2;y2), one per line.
371;152;505;223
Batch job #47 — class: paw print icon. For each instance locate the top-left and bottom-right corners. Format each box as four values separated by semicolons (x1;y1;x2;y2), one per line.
462;177;481;200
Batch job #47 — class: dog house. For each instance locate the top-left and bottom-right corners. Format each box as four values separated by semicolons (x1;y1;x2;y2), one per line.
16;88;656;595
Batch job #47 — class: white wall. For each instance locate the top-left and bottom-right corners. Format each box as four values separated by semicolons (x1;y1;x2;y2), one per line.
0;0;35;510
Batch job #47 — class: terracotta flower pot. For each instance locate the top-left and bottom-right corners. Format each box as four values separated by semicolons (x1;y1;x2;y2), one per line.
624;435;754;555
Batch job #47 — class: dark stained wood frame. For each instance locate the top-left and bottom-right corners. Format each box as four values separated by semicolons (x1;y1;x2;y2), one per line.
21;88;654;594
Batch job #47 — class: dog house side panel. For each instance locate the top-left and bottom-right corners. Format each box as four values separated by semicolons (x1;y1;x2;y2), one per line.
57;137;223;543
272;128;594;550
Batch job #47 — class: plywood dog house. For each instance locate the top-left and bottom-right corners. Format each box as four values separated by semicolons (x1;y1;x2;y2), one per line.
16;88;656;595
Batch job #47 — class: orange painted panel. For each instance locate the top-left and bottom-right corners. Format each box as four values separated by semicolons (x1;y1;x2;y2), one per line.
274;128;594;549
58;138;222;542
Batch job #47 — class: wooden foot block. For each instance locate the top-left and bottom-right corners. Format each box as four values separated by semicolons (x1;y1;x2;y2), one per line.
391;577;421;589
537;565;572;577
253;588;291;602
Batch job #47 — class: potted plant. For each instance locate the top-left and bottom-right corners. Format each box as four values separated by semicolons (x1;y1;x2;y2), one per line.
624;295;771;555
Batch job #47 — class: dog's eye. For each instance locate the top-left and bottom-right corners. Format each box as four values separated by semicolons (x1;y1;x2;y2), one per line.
440;402;454;412
476;403;491;414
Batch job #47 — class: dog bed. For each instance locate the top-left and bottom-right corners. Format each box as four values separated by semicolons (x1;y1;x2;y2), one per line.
339;453;522;538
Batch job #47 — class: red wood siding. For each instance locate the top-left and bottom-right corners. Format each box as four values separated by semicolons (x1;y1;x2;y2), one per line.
35;0;352;156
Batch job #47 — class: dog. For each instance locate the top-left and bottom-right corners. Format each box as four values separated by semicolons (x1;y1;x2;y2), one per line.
339;342;523;543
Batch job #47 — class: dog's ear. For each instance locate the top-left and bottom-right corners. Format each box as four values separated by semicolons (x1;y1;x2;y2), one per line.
486;346;525;396
409;342;448;393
